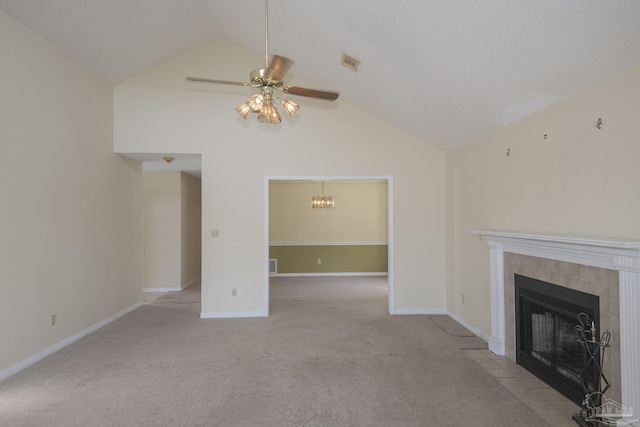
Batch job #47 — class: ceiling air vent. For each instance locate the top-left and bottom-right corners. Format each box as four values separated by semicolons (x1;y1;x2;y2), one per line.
341;53;360;72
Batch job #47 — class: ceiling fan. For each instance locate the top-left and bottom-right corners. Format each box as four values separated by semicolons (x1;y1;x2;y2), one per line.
186;0;339;124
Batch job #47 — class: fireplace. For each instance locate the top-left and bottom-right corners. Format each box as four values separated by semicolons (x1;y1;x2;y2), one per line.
470;230;640;417
515;274;600;404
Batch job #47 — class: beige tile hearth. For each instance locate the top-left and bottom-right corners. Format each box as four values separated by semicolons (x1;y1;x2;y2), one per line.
465;349;580;427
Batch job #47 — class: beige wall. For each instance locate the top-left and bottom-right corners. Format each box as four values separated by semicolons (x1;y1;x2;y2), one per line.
269;180;387;243
143;171;181;290
446;65;640;338
181;172;202;286
114;39;447;316
143;171;201;291
0;11;143;373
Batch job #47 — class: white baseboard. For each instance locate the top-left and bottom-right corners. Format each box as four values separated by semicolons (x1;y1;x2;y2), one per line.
183;276;201;289
200;311;268;319
143;276;201;293
390;309;488;343
0;301;143;383
143;287;181;292
270;272;388;277
269;242;388;246
445;311;489;343
392;308;448;315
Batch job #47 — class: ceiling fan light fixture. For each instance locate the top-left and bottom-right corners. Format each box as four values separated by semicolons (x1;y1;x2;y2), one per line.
281;99;300;117
248;93;264;111
257;102;281;124
235;102;252;119
185;0;339;126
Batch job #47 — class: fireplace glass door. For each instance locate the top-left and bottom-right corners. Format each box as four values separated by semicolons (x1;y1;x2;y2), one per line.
515;274;600;405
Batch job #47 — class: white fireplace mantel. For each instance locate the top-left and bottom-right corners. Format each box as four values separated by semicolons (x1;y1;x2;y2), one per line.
469;230;640;415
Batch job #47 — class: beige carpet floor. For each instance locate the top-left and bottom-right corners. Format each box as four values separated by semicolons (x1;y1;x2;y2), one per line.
0;276;549;426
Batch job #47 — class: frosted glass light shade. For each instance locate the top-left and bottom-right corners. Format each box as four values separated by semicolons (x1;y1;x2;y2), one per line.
257;103;281;124
248;94;264;111
281;99;299;117
235;103;252;119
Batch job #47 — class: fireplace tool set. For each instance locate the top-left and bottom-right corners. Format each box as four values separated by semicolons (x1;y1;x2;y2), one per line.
572;312;612;426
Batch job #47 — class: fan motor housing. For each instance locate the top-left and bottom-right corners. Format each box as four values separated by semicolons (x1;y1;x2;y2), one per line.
250;68;282;87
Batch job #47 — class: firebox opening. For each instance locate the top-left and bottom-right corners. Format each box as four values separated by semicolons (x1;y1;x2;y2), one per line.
515;274;600;405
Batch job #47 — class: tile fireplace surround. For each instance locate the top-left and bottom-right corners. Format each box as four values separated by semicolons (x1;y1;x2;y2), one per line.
470;231;640;417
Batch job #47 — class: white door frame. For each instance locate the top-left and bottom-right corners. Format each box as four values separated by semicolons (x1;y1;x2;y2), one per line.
264;175;395;315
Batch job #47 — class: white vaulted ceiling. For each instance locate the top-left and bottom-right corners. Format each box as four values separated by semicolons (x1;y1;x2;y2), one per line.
1;0;639;150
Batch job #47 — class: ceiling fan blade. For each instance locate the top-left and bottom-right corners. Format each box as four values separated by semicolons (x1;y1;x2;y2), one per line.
186;77;250;87
264;55;294;81
283;86;339;101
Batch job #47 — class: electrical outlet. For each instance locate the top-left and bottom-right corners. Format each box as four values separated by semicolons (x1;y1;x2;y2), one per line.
317;259;321;265
461;294;465;304
50;314;56;326
211;229;220;238
231;288;237;297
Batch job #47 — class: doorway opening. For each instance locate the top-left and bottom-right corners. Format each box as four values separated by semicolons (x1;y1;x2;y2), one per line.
126;153;203;305
264;176;394;314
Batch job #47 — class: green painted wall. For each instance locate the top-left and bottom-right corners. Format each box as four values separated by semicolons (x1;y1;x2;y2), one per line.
270;245;388;273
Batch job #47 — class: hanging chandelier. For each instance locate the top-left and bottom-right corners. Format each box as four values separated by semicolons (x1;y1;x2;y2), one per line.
311;181;335;209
